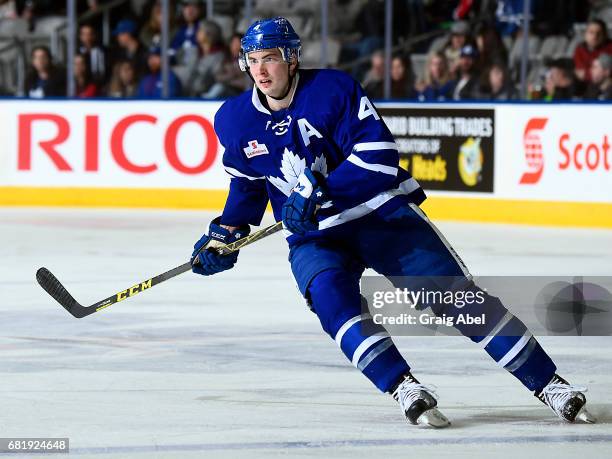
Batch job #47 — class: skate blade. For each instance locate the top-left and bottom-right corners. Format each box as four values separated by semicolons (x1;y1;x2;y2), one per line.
416;408;451;428
575;406;597;424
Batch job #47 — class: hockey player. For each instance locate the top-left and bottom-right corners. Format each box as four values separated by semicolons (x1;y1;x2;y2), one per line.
191;17;595;427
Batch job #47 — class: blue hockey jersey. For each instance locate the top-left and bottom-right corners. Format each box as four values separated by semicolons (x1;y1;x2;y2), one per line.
214;69;426;245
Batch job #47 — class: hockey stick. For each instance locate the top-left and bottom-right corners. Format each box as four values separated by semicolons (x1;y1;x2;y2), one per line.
36;221;284;319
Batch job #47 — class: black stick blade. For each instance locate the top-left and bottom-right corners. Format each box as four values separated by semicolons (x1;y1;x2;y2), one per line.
36;267;87;318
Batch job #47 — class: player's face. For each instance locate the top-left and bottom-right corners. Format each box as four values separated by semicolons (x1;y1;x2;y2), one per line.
248;49;291;98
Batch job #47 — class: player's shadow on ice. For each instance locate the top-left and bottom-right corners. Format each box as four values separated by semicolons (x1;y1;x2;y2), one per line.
448;404;612;427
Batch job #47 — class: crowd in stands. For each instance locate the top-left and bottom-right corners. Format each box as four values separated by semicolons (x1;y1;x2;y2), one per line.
6;0;252;98
1;0;611;100
357;1;612;101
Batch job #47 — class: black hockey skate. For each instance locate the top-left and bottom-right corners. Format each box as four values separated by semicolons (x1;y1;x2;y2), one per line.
391;372;450;428
536;374;596;423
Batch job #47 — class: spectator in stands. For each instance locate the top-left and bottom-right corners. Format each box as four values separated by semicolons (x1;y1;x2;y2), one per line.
14;0;101;18
74;53;98;97
495;0;530;37
78;23;107;84
362;53;420;99
443;20;471;77
584;53;612;100
474;21;507;71
340;0;409;79
186;19;226;97
544;58;577;100
415;51;455;101
171;0;202;66
139;0;177;48
25;45;66;98
17;0;53;31
574;19;612;83
78;0;100;14
390;54;416;99
452;44;480;100
479;61;518;100
106;60;138;98
111;19;148;77
361;50;385;99
228;33;242;58
0;0;17;18
205;33;251;98
137;45;182;98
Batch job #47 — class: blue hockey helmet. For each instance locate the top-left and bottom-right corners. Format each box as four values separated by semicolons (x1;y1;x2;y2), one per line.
239;17;301;71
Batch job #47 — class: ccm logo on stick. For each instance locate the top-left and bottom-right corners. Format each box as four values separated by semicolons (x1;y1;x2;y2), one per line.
18;113;218;174
116;279;153;302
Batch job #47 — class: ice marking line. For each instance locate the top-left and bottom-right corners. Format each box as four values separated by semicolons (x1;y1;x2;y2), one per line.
11;435;612;455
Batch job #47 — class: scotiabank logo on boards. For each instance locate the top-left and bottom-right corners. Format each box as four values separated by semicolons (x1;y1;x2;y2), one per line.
558;132;610;172
519;118;548;184
519;117;611;185
17;113;218;175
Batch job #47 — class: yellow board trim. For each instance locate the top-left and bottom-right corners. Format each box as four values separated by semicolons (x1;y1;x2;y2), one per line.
1;186;611;228
421;197;612;229
0;186;229;210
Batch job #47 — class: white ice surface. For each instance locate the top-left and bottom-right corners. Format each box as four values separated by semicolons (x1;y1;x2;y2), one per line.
1;208;611;458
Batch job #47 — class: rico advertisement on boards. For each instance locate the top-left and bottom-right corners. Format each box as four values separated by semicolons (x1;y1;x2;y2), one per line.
0;101;228;189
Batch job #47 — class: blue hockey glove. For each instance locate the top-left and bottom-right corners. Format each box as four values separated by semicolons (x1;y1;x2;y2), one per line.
282;169;328;235
191;217;250;276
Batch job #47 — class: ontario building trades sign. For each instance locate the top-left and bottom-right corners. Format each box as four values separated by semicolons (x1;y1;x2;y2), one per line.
379;107;495;193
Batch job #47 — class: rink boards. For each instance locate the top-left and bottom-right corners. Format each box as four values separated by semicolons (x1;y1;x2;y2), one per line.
0;99;610;228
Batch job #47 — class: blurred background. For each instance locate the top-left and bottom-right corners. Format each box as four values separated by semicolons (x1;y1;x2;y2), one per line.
1;4;611;454
0;0;611;101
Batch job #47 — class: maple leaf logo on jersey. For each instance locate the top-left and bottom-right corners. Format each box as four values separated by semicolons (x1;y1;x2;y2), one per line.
268;148;328;196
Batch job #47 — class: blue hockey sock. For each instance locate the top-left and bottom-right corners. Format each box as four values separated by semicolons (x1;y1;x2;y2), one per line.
308;269;409;392
474;307;557;393
438;285;557;393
